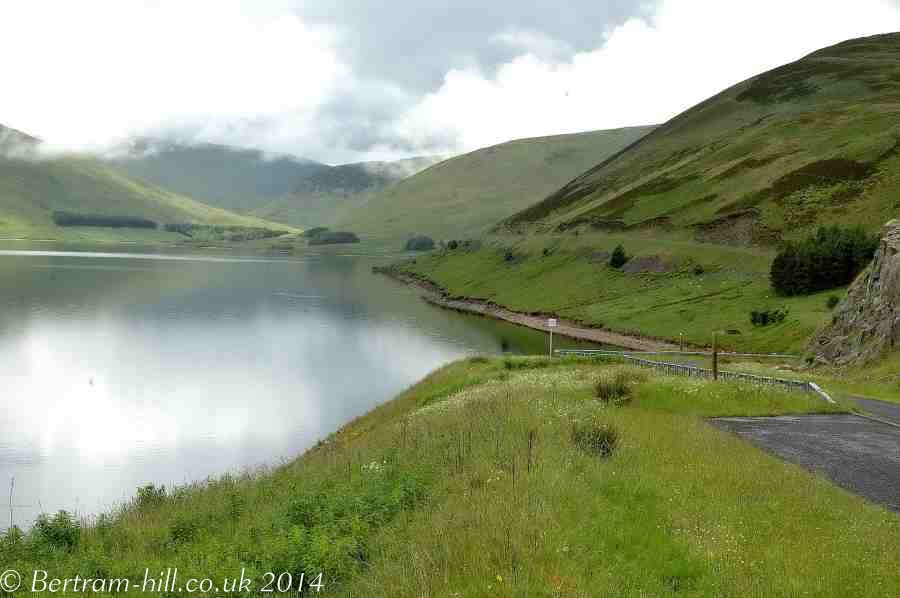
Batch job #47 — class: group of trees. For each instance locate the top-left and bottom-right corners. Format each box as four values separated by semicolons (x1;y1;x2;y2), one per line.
307;230;360;245
770;225;879;296
163;223;284;241
52;211;157;229
405;235;435;251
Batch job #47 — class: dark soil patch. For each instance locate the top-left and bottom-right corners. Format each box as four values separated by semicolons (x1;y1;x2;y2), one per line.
621;255;677;274
693;209;782;246
714;154;784;181
716;158;875;215
509;178;609;223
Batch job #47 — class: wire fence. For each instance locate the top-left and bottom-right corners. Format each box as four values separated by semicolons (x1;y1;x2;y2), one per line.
555;349;835;403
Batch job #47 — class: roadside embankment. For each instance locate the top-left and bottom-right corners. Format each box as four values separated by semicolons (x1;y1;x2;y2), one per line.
377;267;681;352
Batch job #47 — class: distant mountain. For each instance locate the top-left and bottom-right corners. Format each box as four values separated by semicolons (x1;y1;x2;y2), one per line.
0;125;271;241
506;32;900;242
252;156;443;228
113;140;330;212
113;140;441;228
336;127;656;241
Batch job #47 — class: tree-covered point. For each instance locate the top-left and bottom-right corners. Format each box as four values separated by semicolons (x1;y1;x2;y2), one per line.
52;211;158;229
163;223;286;241
301;226;331;238
770;226;879;296
404;235;435;251
308;231;360;245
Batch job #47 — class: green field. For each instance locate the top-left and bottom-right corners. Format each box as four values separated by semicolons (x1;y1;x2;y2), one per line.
394;231;841;354
338;127;655;242
3;358;895;597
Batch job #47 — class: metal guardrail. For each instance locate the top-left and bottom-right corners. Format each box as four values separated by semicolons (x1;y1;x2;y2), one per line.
556;349;835;403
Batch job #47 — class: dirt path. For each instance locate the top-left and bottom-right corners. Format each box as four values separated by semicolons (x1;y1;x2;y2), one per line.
712;414;900;513
381;270;679;352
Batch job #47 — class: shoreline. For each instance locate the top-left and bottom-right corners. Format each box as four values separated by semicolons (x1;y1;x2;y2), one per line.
378;268;681;352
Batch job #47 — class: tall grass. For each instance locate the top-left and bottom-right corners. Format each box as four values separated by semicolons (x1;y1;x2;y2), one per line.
1;358;895;597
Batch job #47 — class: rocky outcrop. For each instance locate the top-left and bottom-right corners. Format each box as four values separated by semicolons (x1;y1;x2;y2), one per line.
808;219;900;364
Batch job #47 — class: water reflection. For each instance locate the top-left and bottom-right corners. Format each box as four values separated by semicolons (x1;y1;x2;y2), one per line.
0;247;599;528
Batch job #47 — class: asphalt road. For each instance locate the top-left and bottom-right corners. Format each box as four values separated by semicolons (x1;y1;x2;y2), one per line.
852;396;900;426
712;414;900;513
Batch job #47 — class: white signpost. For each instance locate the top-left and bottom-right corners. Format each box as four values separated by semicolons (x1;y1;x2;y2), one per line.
547;318;558;357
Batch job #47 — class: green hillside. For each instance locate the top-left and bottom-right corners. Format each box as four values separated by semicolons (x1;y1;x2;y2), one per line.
338;126;655;241
113;140;328;213
507;33;900;241
389;33;900;356
251;157;442;228
115;141;440;229
0;127;280;242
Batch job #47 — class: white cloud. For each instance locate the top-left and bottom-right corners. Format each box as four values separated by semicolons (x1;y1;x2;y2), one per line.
0;0;346;153
2;0;900;161
394;0;900;152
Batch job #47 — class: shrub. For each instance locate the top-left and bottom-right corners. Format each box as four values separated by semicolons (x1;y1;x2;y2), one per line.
503;249;515;263
405;235;435;251
609;245;628;269
594;369;644;404
750;308;788;327
827;295;841;309
169;515;198;545
692;264;705;276
447;240;459;250
595;376;628;403
135;483;167;510
770;226;878;296
572;421;619;458
33;511;81;550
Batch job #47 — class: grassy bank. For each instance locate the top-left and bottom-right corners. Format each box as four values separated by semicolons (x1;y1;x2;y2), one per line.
393;231;840;354
3;357;896;596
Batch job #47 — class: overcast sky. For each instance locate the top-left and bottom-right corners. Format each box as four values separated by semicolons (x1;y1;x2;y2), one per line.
3;0;900;163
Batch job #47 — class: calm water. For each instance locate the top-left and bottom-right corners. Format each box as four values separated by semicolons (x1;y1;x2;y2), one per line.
0;245;598;529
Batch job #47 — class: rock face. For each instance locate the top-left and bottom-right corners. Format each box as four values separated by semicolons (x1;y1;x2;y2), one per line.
808;219;900;364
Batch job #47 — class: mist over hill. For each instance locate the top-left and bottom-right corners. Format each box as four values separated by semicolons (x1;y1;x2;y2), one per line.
0;125;272;241
113;140;441;228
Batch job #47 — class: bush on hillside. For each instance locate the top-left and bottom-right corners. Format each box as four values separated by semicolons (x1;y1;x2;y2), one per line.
750;308;788;327
33;511;81;551
572;421;619;458
404;235;435;251
827;295;841;309
770;226;878;296
609;245;628;269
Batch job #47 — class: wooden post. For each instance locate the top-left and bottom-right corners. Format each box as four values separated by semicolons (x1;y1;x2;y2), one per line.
680;332;684;352
712;331;719;381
